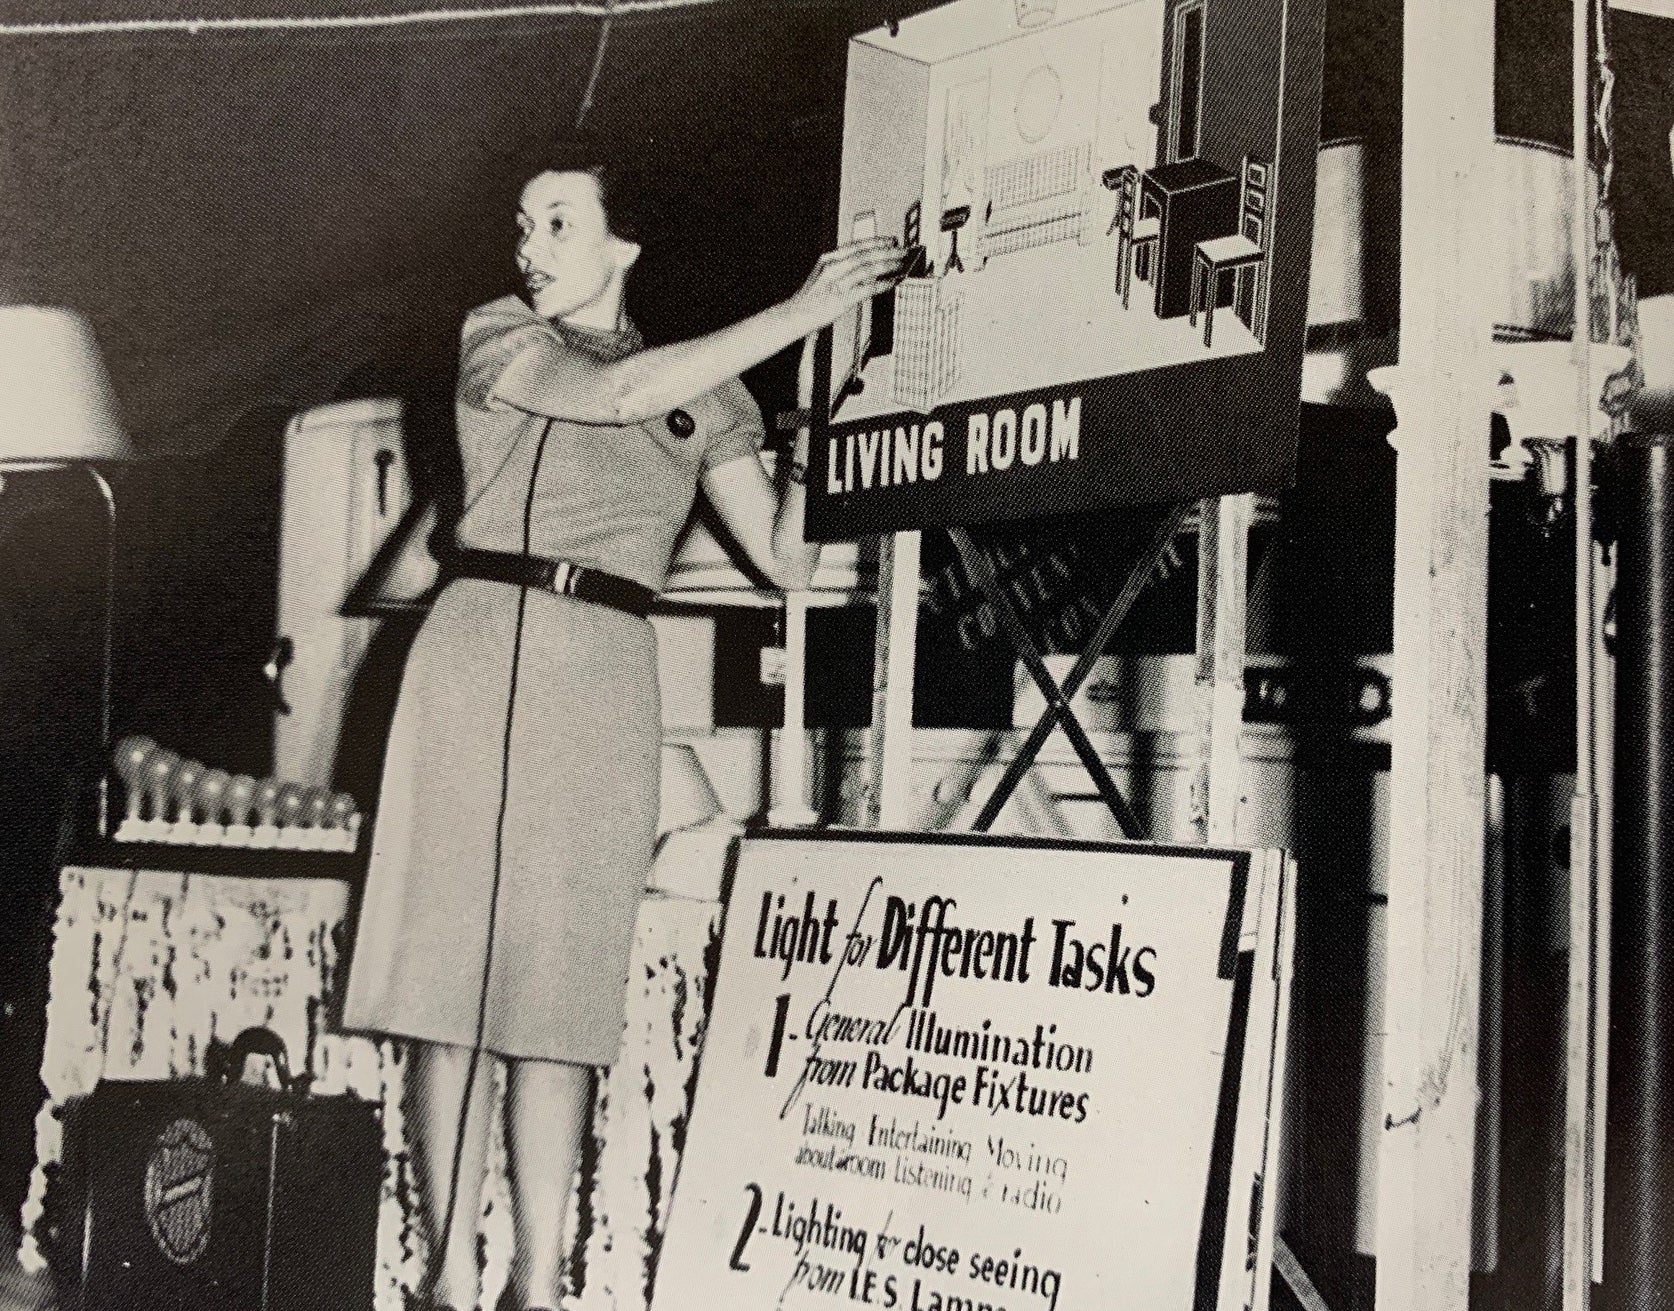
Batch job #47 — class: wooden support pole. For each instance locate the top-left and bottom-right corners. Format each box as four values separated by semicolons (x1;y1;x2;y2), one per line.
1371;0;1496;1305
1564;0;1599;1302
864;530;920;828
770;337;819;828
1194;494;1251;845
771;593;817;827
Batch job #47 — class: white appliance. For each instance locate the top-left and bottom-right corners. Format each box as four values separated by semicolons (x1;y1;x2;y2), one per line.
272;397;411;787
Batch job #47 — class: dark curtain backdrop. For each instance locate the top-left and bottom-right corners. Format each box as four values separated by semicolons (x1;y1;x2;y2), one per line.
0;0;1644;926
0;0;1624;469
0;1;942;459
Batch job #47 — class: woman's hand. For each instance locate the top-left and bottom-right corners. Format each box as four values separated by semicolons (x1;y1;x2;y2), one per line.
499;239;906;427
789;237;907;325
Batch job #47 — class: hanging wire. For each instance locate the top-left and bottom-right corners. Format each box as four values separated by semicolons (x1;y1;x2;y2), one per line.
574;0;614;131
0;0;712;38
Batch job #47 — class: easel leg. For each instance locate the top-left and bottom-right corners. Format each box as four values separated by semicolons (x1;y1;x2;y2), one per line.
1194;494;1251;845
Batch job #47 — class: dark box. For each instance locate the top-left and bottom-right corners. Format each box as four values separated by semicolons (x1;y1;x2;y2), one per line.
70;1075;381;1311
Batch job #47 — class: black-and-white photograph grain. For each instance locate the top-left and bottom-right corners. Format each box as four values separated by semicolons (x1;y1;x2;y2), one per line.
1;1;1673;1310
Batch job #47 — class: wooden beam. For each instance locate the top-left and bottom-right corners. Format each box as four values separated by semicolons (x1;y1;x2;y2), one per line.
1564;0;1600;1302
1194;495;1251;845
1371;0;1496;1305
864;530;921;829
771;337;820;828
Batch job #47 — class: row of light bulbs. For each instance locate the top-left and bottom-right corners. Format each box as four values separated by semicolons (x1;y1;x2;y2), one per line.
111;735;362;852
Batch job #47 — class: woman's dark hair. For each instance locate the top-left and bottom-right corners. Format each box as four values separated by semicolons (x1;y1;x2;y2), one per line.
542;140;659;246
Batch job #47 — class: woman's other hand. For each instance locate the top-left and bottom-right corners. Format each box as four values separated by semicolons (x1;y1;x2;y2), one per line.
791;237;906;324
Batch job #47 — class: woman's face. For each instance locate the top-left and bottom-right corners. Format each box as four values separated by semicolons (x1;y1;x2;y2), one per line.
515;169;638;322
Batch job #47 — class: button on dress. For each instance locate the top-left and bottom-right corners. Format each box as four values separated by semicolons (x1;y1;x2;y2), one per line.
343;295;763;1065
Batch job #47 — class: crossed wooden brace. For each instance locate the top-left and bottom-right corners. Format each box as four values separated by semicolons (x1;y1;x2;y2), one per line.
946;501;1192;837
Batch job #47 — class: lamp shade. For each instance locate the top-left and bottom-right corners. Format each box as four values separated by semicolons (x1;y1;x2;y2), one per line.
658;742;723;836
0;306;135;467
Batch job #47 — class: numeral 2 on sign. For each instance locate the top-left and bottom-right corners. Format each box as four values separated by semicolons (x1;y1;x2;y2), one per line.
730;1183;763;1271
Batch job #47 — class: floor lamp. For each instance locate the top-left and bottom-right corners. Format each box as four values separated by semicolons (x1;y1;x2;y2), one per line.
0;306;138;834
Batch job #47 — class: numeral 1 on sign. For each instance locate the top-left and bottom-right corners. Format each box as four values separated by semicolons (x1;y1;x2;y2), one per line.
763;992;791;1078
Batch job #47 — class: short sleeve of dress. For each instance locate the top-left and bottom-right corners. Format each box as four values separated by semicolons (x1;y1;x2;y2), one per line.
457;299;558;413
700;378;766;473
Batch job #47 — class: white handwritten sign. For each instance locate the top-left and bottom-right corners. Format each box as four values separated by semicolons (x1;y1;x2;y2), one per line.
652;831;1292;1311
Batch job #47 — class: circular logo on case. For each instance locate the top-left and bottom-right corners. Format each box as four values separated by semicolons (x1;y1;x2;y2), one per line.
144;1117;214;1265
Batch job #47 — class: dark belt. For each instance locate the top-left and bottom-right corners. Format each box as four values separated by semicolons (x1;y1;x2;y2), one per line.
448;548;655;619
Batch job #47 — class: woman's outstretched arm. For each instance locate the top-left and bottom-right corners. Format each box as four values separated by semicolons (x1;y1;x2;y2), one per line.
700;337;821;592
491;236;903;425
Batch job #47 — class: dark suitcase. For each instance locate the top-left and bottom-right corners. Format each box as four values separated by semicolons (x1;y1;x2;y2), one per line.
68;1028;382;1311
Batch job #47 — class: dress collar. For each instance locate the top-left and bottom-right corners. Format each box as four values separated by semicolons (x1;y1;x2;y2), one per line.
551;314;644;362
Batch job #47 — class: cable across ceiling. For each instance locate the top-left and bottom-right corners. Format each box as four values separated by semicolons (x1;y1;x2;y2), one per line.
0;0;718;37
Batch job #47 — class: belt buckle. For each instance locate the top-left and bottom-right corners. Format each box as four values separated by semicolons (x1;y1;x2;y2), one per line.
550;559;576;597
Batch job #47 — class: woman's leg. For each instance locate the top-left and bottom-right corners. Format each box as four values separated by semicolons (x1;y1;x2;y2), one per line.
503;1057;596;1309
408;1039;499;1308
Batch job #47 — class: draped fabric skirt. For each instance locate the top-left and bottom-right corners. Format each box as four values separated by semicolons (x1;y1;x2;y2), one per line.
342;577;660;1066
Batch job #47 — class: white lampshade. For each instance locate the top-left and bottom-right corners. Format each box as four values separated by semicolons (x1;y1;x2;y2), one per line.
658;742;723;836
0;306;136;467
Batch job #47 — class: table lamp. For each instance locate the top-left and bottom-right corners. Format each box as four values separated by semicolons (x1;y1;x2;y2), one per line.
0;306;139;832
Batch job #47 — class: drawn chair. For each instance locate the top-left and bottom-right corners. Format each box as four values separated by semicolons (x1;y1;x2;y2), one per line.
1190;155;1271;348
1105;165;1160;311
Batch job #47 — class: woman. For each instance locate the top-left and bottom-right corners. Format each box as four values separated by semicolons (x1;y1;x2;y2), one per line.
343;156;903;1311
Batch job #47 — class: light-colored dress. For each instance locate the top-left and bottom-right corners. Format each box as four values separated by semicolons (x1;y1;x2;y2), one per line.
343;295;762;1065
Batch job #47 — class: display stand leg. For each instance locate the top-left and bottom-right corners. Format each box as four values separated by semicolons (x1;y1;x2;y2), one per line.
771;593;817;827
960;504;1190;834
864;530;920;828
1563;0;1600;1303
1194;494;1251;845
1193;492;1323;1311
771;336;819;828
1370;0;1496;1304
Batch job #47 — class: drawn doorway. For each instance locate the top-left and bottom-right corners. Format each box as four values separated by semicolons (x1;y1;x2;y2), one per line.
1167;0;1205;164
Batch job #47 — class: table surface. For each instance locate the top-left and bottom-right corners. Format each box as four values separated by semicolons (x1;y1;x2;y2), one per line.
1144;157;1238;196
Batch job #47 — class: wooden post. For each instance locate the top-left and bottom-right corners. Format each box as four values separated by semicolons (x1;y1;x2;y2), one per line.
771;592;818;827
771;337;819;828
1194;495;1251;845
1564;0;1599;1302
864;530;921;828
1370;0;1496;1305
